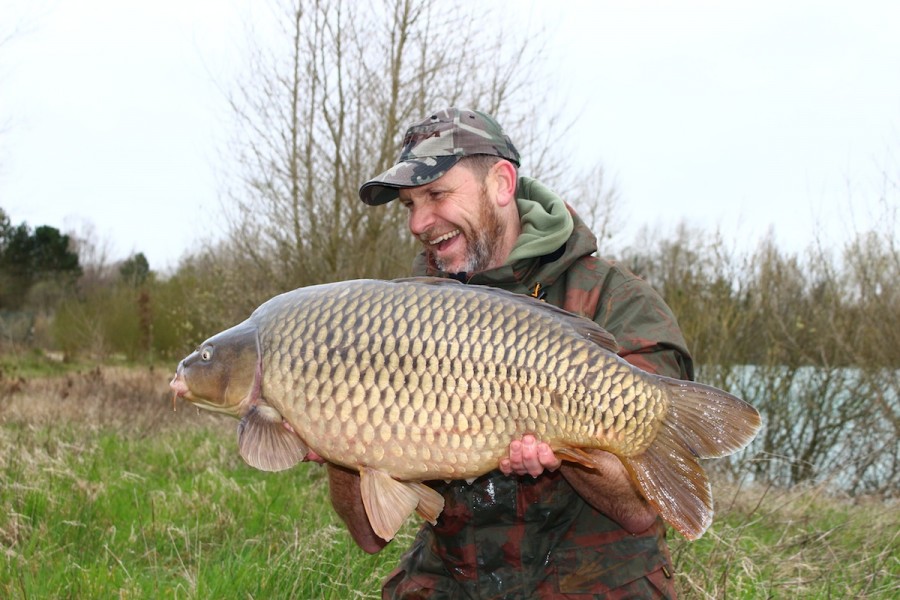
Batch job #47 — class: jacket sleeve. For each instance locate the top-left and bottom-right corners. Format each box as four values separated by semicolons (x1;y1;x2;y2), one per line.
594;272;694;381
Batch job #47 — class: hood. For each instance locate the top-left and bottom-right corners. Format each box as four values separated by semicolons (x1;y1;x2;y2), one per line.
506;177;574;264
412;176;599;295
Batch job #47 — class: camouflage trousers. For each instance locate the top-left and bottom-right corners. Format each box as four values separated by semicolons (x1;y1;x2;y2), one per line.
383;561;674;599
381;472;676;599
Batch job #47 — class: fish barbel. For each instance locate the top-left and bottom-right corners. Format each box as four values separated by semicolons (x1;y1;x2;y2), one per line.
170;277;760;541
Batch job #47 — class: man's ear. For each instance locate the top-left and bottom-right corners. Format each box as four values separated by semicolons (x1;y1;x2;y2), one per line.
489;160;518;208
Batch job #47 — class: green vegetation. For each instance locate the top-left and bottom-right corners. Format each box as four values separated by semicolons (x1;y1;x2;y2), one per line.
0;208;82;312
0;368;408;598
620;226;900;496
670;481;899;597
1;368;896;598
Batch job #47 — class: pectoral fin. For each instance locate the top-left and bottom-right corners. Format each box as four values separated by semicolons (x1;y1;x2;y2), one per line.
359;468;445;541
238;405;309;472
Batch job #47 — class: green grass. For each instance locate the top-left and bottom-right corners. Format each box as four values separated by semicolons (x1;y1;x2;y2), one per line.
1;422;411;598
670;482;899;597
0;347;76;378
0;346;155;379
1;367;897;598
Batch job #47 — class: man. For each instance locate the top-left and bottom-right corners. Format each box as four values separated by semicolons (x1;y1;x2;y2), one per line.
329;108;692;598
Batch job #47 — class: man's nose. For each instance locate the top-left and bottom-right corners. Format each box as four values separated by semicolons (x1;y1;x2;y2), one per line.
408;204;434;236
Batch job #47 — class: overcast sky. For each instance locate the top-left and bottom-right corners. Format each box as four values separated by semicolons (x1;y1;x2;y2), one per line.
2;0;898;272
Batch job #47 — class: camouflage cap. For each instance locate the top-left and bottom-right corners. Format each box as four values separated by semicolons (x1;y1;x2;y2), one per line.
359;108;520;205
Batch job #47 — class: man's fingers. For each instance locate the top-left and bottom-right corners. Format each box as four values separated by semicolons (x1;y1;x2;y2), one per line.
521;436;543;477
538;443;562;471
500;435;561;477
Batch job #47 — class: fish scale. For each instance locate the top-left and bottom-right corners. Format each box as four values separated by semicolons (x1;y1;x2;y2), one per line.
171;277;761;541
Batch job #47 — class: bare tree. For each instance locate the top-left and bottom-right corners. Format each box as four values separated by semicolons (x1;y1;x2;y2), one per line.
67;220;117;294
216;0;593;296
566;164;625;255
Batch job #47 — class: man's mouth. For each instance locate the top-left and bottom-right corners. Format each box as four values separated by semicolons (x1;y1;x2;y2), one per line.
423;229;461;250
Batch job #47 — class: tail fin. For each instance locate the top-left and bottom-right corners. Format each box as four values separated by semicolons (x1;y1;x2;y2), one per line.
621;377;761;540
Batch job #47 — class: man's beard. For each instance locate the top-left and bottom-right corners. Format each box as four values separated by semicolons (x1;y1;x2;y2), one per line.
434;190;507;274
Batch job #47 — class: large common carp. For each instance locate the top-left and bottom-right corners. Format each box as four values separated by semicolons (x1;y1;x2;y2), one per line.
170;277;760;541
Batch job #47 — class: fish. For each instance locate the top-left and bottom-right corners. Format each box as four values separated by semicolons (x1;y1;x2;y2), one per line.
169;277;761;542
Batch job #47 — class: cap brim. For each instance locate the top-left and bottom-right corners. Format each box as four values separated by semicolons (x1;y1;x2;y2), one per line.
359;155;461;205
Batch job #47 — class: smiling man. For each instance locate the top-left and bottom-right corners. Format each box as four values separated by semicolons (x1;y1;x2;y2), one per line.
330;108;694;598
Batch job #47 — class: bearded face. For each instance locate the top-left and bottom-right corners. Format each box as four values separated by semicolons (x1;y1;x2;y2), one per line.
401;161;517;275
429;186;507;274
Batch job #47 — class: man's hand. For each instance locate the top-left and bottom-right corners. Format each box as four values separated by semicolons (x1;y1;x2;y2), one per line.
499;434;562;477
499;435;657;532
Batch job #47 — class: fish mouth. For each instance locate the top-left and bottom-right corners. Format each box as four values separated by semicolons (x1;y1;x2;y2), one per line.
170;363;199;411
170;365;191;398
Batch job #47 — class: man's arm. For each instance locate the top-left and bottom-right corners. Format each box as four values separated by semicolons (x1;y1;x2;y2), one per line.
499;435;657;534
559;452;658;534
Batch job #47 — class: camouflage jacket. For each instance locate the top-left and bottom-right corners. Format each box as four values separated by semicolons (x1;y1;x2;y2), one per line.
383;182;693;599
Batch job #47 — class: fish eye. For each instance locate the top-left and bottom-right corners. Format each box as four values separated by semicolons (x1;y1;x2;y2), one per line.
200;346;213;361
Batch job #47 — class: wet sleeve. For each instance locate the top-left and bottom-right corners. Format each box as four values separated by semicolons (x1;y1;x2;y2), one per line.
595;276;694;381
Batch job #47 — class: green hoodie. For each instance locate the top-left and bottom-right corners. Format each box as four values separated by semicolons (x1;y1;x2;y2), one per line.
506;177;574;264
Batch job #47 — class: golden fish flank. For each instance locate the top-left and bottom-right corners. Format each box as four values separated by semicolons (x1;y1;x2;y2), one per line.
170;277;761;543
